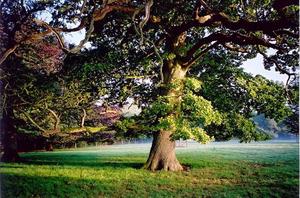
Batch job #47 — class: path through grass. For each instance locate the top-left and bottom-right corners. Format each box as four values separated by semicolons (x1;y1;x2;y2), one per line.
1;140;299;197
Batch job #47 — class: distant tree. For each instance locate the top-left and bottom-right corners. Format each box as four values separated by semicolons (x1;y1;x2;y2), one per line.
282;77;299;134
87;105;122;126
252;114;280;135
0;0;65;160
0;0;135;161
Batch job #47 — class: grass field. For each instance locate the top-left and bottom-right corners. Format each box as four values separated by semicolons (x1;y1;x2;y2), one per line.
0;140;299;198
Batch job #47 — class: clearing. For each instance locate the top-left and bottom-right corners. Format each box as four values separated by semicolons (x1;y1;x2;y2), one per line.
0;140;299;197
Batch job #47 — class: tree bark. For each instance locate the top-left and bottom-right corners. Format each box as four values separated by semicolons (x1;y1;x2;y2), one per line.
1;106;20;162
145;60;187;171
144;130;183;171
46;142;53;151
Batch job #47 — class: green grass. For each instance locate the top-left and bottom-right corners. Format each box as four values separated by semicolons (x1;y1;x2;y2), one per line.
1;141;299;198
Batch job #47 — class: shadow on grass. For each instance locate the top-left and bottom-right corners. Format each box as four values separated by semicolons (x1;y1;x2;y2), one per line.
1;173;120;198
2;152;146;169
21;159;145;169
1;172;299;198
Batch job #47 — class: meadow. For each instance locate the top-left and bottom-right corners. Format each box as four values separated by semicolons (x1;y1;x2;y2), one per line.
0;140;299;198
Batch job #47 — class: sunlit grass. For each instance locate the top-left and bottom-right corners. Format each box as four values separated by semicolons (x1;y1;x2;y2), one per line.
1;141;298;197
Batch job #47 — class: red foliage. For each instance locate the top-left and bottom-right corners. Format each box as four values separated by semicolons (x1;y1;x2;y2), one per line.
89;105;122;126
18;39;65;74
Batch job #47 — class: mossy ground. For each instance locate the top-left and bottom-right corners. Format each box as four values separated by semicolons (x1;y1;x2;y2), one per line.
1;141;298;197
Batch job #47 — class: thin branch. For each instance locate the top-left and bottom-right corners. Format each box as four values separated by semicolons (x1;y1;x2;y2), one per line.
286;74;291;88
285;75;298;104
274;30;299;39
0;2;137;64
138;0;154;45
171;5;298;41
132;6;164;83
33;19;69;52
222;43;248;53
184;32;222;64
183;41;219;69
198;0;212;12
98;110;119;114
257;45;297;103
257;46;296;76
55;20;87;33
0;45;19;65
22;111;47;132
125;75;155;79
80;0;87;14
69;18;95;53
184;32;284;64
81;108;87;128
46;108;60;131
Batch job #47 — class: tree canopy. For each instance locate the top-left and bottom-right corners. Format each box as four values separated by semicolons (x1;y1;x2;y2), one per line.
0;0;298;170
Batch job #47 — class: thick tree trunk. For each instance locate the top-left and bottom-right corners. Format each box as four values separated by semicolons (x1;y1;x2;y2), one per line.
46;143;53;151
145;60;187;171
144;130;183;171
1;107;20;162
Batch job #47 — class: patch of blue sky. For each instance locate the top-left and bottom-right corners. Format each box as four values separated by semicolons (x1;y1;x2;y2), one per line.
242;54;288;83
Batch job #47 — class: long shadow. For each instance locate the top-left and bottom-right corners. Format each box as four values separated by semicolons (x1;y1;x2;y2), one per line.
20;159;144;169
1;172;299;198
1;152;145;169
1;173;125;198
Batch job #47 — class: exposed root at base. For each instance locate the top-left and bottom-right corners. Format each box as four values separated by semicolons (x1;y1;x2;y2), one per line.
144;160;184;171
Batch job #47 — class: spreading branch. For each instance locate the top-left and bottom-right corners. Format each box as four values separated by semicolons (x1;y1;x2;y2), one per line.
171;0;298;40
184;32;282;64
257;47;297;76
183;42;219;69
256;45;297;102
222;43;248;53
46;108;61;131
0;1;137;65
132;2;164;83
22;111;47;132
0;45;19;66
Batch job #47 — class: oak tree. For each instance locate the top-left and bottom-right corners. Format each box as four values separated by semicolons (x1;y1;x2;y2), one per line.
97;0;298;171
1;0;298;171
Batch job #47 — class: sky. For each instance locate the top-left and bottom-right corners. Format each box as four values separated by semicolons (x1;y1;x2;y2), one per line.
242;55;288;83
